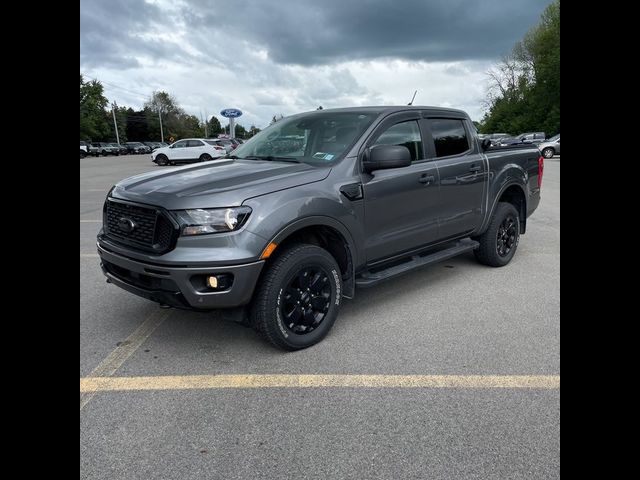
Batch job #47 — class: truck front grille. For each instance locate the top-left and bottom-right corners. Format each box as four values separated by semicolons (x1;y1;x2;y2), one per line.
104;198;177;254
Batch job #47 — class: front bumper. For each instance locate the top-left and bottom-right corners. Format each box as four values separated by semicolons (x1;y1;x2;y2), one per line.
97;242;265;310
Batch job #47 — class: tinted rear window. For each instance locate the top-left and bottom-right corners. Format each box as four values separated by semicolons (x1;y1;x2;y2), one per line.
429;119;470;157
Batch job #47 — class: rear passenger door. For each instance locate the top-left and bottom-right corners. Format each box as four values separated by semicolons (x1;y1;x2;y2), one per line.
423;117;487;239
361;112;441;263
186;140;206;160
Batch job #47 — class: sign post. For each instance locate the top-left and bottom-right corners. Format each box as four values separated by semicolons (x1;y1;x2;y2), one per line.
220;109;243;138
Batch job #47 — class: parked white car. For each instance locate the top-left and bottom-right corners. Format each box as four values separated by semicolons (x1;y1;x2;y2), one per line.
151;138;227;166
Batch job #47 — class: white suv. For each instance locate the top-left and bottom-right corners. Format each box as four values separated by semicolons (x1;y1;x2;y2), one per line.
151;138;227;166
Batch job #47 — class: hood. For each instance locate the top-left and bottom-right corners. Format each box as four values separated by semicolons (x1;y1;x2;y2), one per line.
111;159;331;210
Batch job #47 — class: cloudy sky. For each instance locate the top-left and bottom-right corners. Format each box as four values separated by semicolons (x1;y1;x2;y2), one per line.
80;0;550;129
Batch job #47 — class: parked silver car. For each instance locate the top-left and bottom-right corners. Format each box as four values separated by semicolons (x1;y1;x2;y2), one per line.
537;134;560;158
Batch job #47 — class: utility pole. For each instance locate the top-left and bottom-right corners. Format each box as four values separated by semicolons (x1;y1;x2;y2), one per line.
111;102;120;144
157;104;164;142
204;109;209;137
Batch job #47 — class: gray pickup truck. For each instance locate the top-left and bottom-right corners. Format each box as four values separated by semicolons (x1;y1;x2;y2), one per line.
97;106;543;350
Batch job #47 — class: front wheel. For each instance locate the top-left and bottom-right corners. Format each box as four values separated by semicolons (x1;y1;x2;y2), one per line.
473;202;520;267
155;154;168;166
542;147;555;158
250;244;342;350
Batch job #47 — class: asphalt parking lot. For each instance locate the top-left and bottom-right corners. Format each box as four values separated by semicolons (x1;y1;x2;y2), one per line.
80;154;560;479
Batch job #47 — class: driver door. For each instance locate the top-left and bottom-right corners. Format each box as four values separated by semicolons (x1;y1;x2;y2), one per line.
169;140;189;161
361;113;441;263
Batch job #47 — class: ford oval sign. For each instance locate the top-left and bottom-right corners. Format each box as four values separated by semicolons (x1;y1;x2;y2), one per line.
220;108;243;118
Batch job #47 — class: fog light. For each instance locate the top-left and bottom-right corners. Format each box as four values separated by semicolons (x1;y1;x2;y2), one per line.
207;276;218;288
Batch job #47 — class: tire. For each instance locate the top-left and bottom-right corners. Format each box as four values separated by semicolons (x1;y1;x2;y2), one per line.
101;150;108;156
250;244;342;350
80;151;87;159
156;154;168;166
542;147;555;158
199;153;212;162
473;202;520;267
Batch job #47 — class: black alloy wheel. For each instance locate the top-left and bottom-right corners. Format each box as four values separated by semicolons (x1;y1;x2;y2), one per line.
496;215;517;257
280;266;331;335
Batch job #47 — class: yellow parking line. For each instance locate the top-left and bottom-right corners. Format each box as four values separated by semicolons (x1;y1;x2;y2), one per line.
81;374;559;392
80;309;171;410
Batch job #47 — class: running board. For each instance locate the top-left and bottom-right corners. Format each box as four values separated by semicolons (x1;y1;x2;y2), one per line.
355;239;479;288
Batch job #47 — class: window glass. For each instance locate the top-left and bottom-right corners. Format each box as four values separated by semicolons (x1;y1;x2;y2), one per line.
187;140;203;147
372;121;423;162
172;140;187;148
429;119;469;157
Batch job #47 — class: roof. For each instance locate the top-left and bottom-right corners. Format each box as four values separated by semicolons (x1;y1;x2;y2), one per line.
298;105;469;117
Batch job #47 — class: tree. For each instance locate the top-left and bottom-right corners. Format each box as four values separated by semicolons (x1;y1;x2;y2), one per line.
80;74;110;140
234;124;248;138
206;116;223;137
248;125;261;138
125;108;149;141
480;1;559;136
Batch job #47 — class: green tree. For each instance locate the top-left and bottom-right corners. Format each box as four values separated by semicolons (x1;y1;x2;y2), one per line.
481;1;559;136
80;74;110;140
125;108;149;141
206;116;223;137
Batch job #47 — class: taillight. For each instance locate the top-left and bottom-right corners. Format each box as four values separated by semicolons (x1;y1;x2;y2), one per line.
538;155;544;189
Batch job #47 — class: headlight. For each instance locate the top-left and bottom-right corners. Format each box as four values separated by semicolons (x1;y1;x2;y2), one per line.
174;207;252;235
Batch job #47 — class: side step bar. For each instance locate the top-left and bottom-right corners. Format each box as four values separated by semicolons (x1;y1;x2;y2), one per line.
355;239;479;288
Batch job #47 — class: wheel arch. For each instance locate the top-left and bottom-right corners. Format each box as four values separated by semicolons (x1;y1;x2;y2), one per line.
263;217;356;298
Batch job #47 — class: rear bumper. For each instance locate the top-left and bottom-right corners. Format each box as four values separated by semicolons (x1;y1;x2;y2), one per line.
97;242;265;310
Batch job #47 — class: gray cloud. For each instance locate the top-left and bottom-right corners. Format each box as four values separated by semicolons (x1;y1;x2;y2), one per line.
189;0;549;65
80;0;552;127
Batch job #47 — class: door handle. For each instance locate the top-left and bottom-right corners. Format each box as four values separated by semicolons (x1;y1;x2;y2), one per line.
419;174;435;185
469;164;481;173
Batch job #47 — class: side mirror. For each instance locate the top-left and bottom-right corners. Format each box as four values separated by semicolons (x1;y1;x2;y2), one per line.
481;138;492;151
363;145;411;173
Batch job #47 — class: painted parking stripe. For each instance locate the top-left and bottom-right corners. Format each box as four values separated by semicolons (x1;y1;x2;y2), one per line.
80;309;171;410
81;374;559;393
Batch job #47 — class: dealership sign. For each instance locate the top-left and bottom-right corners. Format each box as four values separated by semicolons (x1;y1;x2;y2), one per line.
220;108;243;118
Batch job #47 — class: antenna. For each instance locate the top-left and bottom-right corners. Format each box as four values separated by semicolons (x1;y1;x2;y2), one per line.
408;90;417;105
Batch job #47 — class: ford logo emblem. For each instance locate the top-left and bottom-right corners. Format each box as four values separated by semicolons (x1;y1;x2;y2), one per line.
220;108;243;118
118;217;136;233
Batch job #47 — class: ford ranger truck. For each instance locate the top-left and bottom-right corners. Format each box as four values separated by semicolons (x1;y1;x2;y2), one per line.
97;106;543;350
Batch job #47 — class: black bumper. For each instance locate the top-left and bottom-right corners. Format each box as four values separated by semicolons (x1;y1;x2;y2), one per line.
97;243;265;310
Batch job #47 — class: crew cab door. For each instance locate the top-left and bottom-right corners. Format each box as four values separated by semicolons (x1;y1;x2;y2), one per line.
361;112;441;263
423;117;487;239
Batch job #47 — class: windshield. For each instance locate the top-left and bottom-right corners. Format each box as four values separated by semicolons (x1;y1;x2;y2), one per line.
231;111;380;165
548;134;559;142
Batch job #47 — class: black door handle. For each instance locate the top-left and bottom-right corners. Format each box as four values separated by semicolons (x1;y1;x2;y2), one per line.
419;174;435;184
469;164;481;173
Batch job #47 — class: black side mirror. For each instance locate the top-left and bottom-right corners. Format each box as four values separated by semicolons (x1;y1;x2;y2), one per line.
363;145;411;173
481;138;492;151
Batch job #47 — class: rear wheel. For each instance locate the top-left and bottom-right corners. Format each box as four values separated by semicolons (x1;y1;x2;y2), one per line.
199;153;212;162
542;147;555;158
156;154;168;166
473;202;520;267
250;244;342;350
80;151;86;159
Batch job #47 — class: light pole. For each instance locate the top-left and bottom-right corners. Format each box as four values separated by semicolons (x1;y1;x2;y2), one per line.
111;102;120;144
157;103;164;142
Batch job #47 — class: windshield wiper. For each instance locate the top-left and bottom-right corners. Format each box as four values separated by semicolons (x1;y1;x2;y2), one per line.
244;155;300;163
